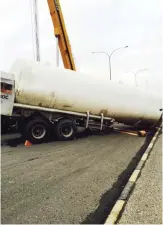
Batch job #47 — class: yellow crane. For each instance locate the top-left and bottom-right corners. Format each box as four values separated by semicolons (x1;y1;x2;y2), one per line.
47;0;76;70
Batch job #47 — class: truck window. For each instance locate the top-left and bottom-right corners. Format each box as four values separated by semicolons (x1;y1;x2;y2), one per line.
0;82;12;95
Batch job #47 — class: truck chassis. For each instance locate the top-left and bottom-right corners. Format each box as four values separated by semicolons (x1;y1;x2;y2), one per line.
8;103;115;144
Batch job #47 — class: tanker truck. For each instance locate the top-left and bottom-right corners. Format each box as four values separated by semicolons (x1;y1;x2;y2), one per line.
0;59;162;143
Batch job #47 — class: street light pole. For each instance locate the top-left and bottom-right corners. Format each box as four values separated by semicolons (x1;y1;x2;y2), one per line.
109;55;112;80
92;46;128;80
109;46;128;80
33;0;40;61
56;37;59;67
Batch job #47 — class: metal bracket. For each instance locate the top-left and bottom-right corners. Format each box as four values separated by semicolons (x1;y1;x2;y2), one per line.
48;112;53;121
100;113;104;130
86;111;90;128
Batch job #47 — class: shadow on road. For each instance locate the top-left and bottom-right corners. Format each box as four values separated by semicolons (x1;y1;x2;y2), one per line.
1;129;114;148
1;123;137;148
1;135;24;147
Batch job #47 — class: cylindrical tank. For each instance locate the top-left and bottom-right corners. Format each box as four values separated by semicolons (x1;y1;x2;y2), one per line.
9;59;161;127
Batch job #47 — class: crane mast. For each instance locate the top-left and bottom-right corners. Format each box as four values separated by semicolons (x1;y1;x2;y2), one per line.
47;0;76;70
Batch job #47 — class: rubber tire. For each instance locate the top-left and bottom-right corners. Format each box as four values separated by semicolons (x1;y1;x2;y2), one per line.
25;119;50;144
55;119;77;141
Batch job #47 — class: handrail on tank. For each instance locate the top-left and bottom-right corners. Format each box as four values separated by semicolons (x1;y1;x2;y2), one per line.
14;103;114;121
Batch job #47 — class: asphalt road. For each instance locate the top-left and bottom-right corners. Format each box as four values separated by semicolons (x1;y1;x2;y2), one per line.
1;129;150;224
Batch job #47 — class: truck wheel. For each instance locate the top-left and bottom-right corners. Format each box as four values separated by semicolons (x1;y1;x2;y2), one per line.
25;119;50;144
55;119;77;141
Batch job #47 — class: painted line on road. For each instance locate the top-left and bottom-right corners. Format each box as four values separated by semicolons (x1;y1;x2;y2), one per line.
105;200;125;224
141;153;148;161
104;125;162;224
135;160;145;170
129;170;140;182
148;143;153;149
152;136;157;141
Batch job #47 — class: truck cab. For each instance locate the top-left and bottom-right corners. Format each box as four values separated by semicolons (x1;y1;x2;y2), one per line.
1;71;15;133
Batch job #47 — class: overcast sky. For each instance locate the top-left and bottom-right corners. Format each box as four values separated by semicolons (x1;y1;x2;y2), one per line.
0;0;162;95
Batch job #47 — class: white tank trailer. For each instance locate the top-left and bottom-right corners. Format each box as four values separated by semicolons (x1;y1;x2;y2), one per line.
1;59;162;143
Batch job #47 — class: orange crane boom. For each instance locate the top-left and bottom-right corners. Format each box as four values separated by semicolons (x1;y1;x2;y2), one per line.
47;0;76;70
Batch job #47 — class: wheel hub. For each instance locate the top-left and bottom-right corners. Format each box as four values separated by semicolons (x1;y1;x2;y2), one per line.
32;125;46;139
61;125;73;137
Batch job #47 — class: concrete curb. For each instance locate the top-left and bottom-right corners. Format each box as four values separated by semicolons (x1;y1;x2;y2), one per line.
104;125;162;224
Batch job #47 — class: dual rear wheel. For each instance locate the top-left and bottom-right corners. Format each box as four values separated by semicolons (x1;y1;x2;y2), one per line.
23;118;76;144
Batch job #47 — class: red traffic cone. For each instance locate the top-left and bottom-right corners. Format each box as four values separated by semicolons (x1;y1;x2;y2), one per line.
24;140;32;147
138;130;146;137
